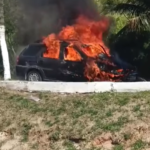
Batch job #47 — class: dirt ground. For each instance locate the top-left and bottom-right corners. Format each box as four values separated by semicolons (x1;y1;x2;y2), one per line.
0;88;150;150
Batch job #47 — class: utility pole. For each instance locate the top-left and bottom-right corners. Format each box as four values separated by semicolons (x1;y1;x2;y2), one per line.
0;0;11;80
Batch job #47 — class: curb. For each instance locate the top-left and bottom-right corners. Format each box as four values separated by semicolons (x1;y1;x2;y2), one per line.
0;81;150;93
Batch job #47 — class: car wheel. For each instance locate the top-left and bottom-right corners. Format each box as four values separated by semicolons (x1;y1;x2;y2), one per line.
27;71;42;81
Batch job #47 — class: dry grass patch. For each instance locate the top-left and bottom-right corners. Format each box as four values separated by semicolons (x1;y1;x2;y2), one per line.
0;88;150;149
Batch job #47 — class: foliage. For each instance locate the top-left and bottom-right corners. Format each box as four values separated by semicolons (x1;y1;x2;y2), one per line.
4;0;19;55
94;0;128;33
113;0;150;31
107;0;150;79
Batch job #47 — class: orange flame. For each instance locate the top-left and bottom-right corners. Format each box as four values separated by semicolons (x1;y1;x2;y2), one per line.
42;15;124;81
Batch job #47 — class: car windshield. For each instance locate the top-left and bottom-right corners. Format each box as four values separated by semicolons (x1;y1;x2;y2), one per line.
79;44;109;58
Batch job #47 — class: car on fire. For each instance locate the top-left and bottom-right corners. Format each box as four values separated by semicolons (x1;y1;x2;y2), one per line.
16;40;146;82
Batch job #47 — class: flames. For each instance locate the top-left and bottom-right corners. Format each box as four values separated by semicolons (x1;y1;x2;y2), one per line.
42;15;124;81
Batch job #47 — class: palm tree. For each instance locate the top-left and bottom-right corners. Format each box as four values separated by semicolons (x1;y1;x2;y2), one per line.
113;0;150;31
0;0;11;80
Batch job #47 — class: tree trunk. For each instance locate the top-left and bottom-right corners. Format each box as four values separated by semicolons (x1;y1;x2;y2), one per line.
0;0;11;80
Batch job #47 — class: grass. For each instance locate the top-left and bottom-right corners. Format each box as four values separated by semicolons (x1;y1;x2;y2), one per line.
131;140;147;150
0;88;150;149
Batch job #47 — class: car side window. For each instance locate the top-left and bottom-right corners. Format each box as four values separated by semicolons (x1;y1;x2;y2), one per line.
22;45;43;56
64;47;82;61
42;42;60;59
43;49;59;59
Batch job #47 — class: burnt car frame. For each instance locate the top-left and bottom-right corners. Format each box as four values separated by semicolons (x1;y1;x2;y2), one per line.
16;41;146;82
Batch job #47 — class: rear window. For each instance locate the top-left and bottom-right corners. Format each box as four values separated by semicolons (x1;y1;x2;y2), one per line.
22;44;45;56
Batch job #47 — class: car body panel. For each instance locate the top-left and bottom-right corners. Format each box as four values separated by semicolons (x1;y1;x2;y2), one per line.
15;41;145;82
37;57;63;80
58;60;86;81
16;42;88;81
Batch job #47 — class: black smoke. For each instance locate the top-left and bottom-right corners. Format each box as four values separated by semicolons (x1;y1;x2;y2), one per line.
16;0;100;45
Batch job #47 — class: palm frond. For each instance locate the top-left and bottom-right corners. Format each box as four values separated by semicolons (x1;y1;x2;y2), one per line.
128;17;145;30
113;4;146;16
125;14;150;31
112;0;150;31
129;0;150;9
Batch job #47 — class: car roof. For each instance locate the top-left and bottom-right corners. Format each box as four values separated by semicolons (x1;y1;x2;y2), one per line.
21;40;89;58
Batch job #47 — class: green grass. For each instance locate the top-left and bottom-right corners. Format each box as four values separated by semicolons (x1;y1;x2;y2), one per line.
131;140;147;150
0;88;150;149
113;145;124;150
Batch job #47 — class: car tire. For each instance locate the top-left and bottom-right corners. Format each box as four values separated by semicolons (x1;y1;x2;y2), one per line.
27;70;42;81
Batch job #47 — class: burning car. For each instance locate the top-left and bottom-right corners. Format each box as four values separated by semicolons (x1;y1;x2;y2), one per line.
16;15;146;82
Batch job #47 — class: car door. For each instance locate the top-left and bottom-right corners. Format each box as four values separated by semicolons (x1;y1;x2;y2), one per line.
58;46;86;81
37;47;62;80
